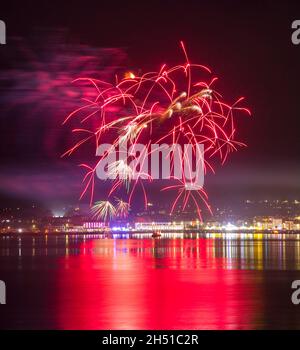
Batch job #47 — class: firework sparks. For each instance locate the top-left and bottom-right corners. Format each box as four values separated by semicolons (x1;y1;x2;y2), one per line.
91;200;116;222
115;198;130;218
64;42;251;221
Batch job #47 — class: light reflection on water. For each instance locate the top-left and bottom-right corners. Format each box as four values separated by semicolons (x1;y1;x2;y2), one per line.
0;233;300;329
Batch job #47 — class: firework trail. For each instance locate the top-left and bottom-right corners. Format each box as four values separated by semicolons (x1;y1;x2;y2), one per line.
64;42;251;221
0;30;126;159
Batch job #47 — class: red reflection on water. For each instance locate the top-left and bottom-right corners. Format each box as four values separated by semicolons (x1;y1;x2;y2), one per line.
57;239;262;329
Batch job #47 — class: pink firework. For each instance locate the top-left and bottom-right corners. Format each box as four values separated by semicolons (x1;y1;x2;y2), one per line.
63;42;251;221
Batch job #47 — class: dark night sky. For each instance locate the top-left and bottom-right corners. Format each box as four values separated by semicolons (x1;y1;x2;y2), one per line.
0;0;300;211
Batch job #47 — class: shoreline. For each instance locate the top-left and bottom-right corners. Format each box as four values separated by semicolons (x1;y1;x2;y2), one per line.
1;229;300;236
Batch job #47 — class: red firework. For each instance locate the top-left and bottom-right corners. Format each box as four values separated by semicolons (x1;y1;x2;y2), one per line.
63;42;251;221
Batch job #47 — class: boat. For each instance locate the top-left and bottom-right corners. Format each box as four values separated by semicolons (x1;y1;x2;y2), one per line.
152;230;162;238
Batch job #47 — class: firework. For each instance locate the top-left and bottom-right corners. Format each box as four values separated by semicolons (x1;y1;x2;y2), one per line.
115;198;130;218
64;42;250;221
91;200;116;222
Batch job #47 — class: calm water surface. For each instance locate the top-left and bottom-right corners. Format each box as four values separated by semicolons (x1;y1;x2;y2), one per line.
1;233;300;329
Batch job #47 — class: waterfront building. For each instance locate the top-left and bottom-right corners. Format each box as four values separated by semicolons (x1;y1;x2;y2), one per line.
135;222;184;231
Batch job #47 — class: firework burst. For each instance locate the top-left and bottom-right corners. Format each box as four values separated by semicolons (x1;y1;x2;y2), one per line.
64;42;251;221
91;200;116;222
115;198;130;218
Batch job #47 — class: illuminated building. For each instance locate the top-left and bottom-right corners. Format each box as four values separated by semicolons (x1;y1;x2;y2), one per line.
283;221;295;231
135;222;184;231
272;218;283;230
254;216;283;230
82;222;106;232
